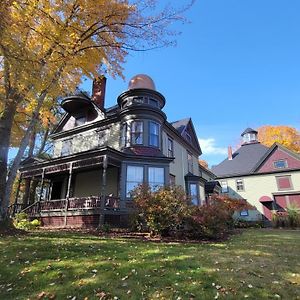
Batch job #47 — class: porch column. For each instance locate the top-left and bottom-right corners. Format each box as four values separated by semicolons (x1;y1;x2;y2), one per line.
38;168;46;202
47;181;53;201
99;155;108;226
64;162;73;227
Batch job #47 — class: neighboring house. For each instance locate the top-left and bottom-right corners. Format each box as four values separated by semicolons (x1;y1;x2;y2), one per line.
212;128;300;222
16;74;206;227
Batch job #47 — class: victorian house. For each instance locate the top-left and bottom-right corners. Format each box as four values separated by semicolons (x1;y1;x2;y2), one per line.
16;74;206;227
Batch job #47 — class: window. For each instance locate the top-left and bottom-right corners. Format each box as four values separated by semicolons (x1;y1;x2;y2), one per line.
187;151;193;173
149;121;159;147
185;131;192;143
274;160;288;169
131;121;143;145
120;123;127;148
167;137;174;157
221;180;228;193
169;174;176;185
148;167;164;190
276;176;293;190
236;179;244;191
240;210;249;216
61;139;72;156
149;99;159;107
75;115;86;126
126;166;144;197
190;183;199;205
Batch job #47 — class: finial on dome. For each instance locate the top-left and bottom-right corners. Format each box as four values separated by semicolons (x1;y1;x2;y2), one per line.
128;74;156;91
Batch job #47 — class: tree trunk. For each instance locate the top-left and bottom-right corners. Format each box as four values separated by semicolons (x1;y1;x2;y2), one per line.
0;100;17;220
22;130;36;208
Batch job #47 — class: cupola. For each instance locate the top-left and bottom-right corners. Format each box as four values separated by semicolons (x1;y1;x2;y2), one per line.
241;127;258;144
117;74;165;110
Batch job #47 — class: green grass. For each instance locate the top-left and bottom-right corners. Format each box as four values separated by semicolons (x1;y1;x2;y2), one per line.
0;229;299;300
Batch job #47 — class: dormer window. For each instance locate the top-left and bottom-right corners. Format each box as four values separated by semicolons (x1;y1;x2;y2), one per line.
185;131;192;143
75;115;86;126
131;121;143;145
274;159;288;169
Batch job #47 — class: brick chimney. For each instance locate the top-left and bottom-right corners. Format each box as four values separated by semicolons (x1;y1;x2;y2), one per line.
92;76;106;110
228;146;233;160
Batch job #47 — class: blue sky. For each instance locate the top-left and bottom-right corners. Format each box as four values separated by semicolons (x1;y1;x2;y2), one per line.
83;0;300;166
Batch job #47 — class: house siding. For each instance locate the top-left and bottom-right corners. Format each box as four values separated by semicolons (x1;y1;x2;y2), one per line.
257;148;300;173
220;171;300;220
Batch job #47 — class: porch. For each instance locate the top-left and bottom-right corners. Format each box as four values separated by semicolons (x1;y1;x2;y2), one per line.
14;148;133;227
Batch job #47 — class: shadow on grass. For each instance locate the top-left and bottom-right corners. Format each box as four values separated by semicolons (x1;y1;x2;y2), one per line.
0;229;299;299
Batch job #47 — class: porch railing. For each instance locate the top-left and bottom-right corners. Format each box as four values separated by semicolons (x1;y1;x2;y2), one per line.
20;195;120;216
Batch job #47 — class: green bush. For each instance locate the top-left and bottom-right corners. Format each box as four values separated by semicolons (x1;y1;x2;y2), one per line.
286;205;300;228
13;213;41;230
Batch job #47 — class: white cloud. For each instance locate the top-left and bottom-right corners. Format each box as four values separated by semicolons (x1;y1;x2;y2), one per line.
198;138;228;155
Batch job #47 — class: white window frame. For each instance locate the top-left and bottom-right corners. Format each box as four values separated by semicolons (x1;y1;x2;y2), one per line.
149;121;159;147
131;121;143;145
221;180;228;193
126;165;144;197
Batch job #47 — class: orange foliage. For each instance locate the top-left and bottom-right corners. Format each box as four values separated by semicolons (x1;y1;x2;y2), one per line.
258;125;300;153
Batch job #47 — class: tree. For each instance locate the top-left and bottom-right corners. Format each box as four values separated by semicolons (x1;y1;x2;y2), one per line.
199;159;209;169
257;125;300;153
0;0;194;220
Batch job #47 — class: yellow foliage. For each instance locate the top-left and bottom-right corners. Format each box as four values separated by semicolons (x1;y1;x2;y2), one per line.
258;125;300;153
0;0;188;147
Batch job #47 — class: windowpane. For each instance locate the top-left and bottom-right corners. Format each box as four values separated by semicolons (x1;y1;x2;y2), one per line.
221;181;228;193
149;122;159;147
61;140;72;156
236;179;244;191
190;183;198;205
274;160;287;169
126;166;144;197
120;123;127;147
148;167;164;190
131;121;143;145
167;138;174;157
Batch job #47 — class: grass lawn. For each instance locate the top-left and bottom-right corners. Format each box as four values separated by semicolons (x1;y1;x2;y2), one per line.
0;229;299;300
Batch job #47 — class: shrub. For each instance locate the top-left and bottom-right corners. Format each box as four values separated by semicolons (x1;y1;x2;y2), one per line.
132;185;251;239
185;201;232;239
132;184;190;236
13;213;41;230
286;205;300;228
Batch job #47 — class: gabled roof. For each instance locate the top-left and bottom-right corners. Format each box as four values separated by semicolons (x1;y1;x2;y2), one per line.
170;118;202;154
211;142;269;177
252;143;300;172
171;118;190;135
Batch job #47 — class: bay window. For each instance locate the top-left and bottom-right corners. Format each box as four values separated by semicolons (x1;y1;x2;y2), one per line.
131;121;143;145
189;183;199;205
148;167;165;191
120;123;127;148
126;166;144;197
149;121;159;147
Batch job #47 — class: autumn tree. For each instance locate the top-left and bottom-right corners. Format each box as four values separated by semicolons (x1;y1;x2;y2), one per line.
0;0;193;220
257;125;300;153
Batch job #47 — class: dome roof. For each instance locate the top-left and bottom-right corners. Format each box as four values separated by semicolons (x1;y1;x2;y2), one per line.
128;74;156;91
